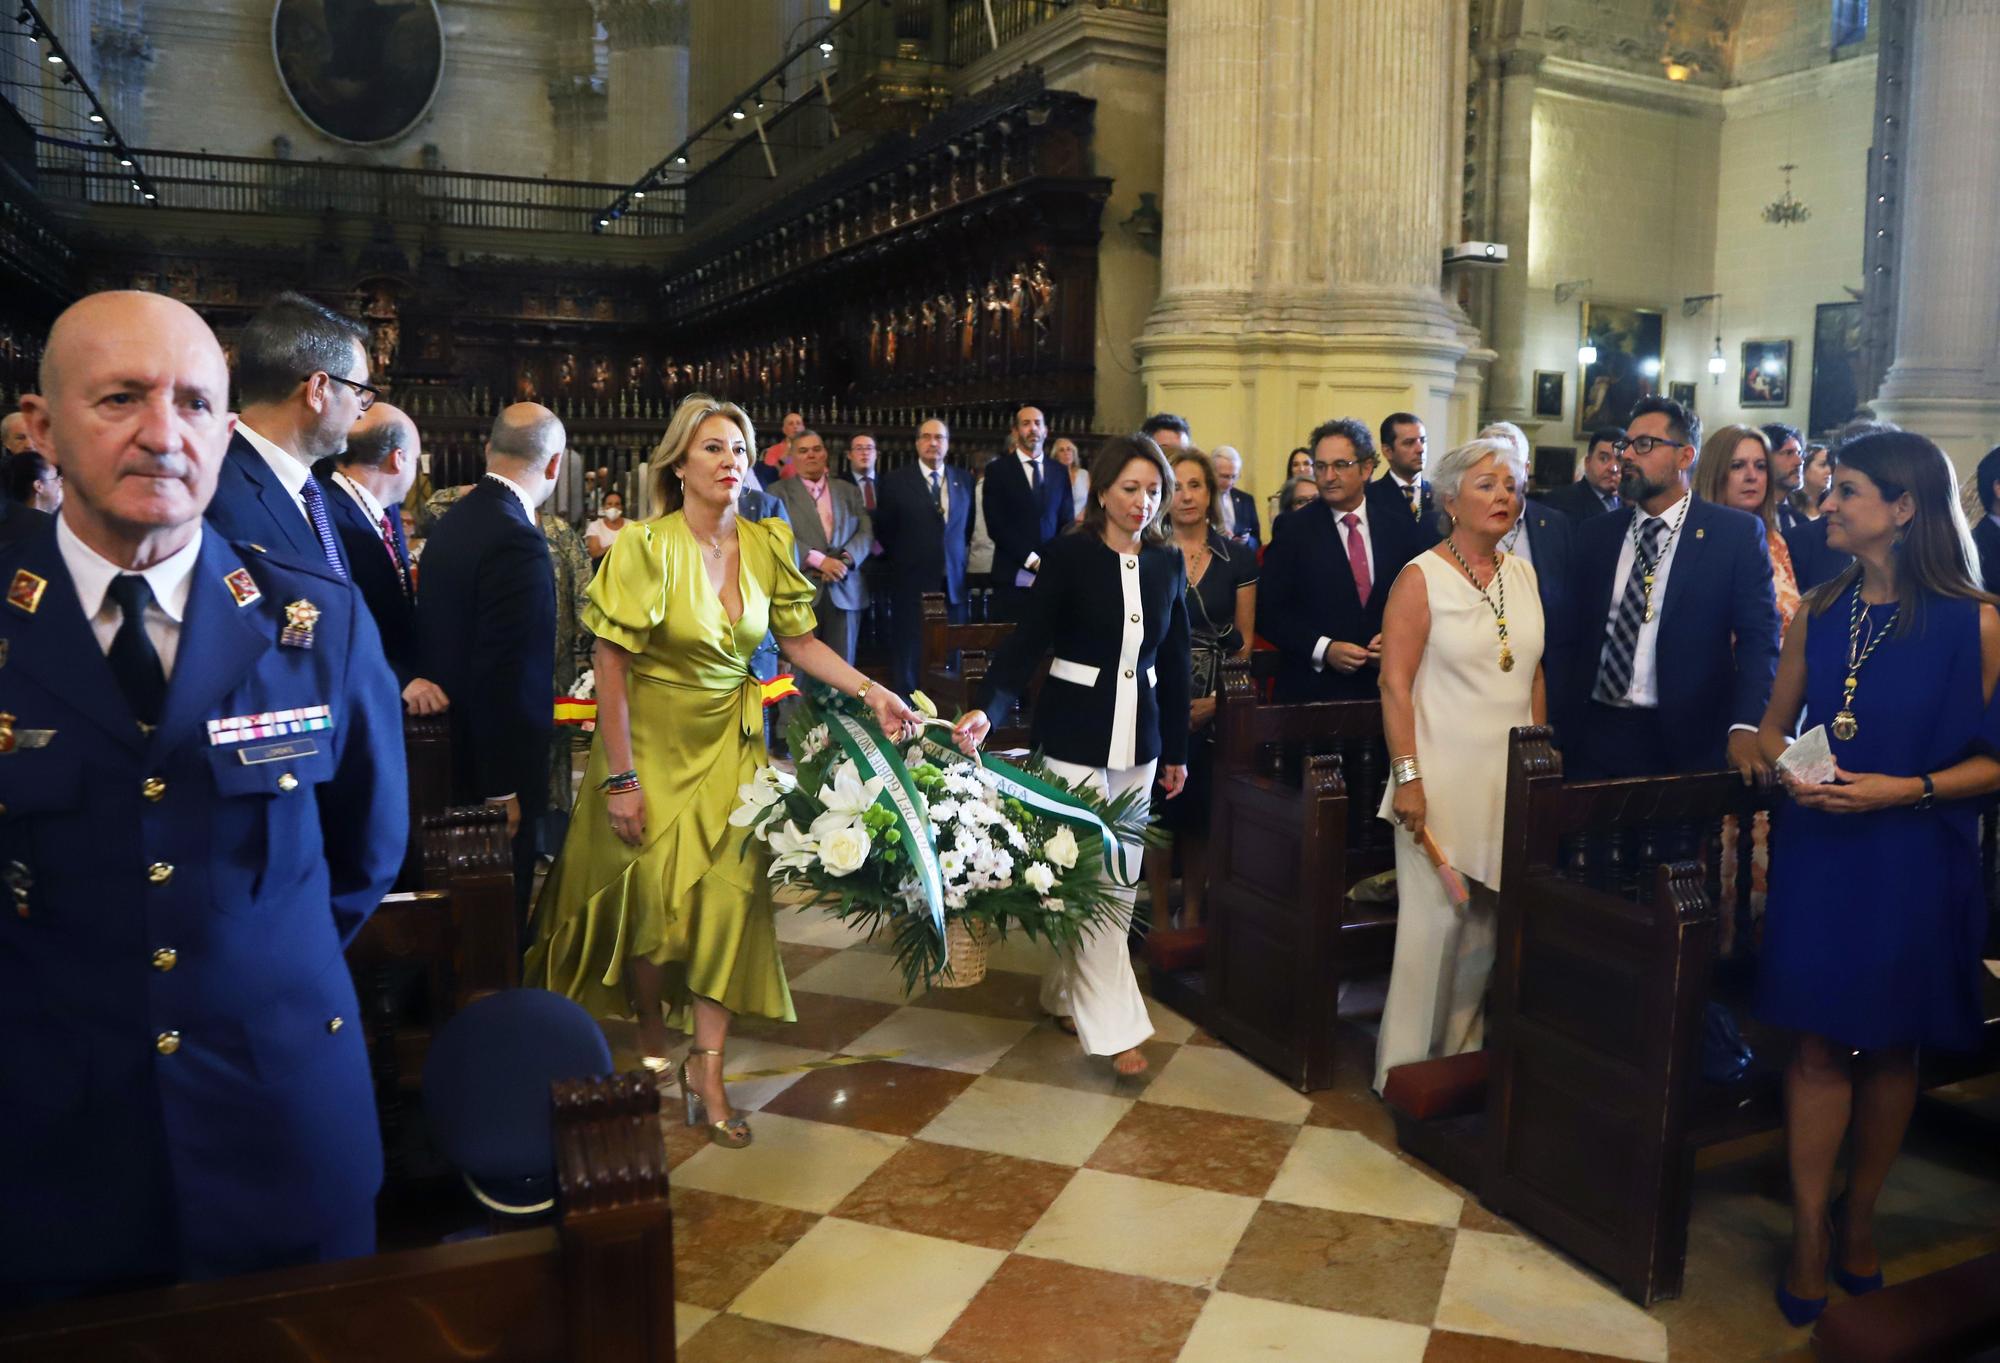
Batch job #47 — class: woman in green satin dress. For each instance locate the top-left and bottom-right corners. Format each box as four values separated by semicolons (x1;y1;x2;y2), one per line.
528;395;922;1147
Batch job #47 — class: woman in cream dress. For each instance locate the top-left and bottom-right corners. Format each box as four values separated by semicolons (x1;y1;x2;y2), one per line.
1373;436;1547;1091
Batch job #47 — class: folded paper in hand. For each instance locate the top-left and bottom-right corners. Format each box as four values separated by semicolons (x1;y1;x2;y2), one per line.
1777;725;1838;785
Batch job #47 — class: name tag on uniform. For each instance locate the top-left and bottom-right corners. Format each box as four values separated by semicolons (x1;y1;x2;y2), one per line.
206;705;333;746
239;738;322;765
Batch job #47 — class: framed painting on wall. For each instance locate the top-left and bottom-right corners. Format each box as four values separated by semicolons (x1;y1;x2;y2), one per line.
1740;339;1793;407
1669;381;1698;412
1533;370;1565;418
273;0;445;145
1576;302;1665;438
1810;302;1863;436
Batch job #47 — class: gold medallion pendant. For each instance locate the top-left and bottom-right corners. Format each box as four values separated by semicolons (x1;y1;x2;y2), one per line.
1832;710;1858;742
1500;650;1516;673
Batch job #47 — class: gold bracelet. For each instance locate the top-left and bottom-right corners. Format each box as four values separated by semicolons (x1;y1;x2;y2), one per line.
856;680;874;703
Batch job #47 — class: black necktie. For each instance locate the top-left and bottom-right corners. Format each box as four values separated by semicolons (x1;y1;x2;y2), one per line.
1030;457;1042;494
107;574;167;728
930;470;944;514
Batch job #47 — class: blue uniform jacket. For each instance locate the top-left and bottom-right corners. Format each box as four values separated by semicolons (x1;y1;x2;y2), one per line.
0;521;406;1305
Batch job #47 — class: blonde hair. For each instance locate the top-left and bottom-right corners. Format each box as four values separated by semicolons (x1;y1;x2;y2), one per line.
647;394;755;517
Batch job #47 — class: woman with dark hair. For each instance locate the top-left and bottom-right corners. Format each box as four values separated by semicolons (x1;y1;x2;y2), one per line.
4;449;61;513
1754;430;2000;1324
1146;447;1256;929
957;434;1192;1076
529;395;921;1148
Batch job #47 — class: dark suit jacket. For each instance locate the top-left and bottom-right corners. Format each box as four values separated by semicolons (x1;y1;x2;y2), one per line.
1973;516;2000;596
1782;515;1853;594
1222;487;1261;548
317;470;418;683
1256;501;1422;701
983;449;1073;585
1518;498;1575;687
0;498;50;548
206;430;346;573
1367;474;1440;545
1562;496;1781;770
979;532;1192;769
876;461;974;604
417;478;556;805
1543;479;1617;523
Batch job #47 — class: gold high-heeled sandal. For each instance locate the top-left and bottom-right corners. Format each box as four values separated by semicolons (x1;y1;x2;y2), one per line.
678;1048;752;1148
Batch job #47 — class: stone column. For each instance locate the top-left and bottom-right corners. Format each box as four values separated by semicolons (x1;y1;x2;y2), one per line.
595;0;691;184
1136;0;1473;491
1871;0;2000;469
1481;46;1544;425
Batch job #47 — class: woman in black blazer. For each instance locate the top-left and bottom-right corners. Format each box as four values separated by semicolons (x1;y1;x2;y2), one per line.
958;434;1192;1076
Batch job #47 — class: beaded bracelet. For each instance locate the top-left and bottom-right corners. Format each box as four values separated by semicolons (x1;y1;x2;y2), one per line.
600;769;641;794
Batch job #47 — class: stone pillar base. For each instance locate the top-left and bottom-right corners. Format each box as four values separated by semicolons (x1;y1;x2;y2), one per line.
1866;395;2000;478
1133;327;1473;495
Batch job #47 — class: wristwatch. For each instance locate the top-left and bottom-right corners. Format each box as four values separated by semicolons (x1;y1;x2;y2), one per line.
1915;774;1936;810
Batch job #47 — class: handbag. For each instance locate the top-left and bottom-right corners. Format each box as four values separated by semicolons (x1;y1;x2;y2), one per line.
1700;1001;1755;1084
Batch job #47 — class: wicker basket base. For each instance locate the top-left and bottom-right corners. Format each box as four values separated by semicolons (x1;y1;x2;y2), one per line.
939;920;990;988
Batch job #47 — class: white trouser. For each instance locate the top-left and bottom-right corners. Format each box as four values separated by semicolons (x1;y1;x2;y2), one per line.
1037;757;1157;1057
1373;829;1497;1092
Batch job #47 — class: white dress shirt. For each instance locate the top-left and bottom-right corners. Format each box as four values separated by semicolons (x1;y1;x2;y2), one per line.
332;469;392;533
1018;449;1048;573
484;471;540;528
919;460;951;520
1499;508;1535;570
58;515;201;678
234;421;314;525
1312;498;1374;669
1601;491;1692;709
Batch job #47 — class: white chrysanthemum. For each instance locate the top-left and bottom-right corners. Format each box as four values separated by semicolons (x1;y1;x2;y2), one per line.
939;849;967;883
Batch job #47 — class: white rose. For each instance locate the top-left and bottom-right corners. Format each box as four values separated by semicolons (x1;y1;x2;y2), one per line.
818;821;872;877
1023;862;1056;894
1043;826;1080;870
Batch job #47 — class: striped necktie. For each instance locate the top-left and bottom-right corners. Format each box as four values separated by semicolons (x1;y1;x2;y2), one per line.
1594;518;1666;703
299;478;349;579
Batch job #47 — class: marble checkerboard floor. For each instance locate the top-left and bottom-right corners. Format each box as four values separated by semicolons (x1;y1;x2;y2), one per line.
599;902;2000;1363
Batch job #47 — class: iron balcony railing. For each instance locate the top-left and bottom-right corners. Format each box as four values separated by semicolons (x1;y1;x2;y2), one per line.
32;137;683;237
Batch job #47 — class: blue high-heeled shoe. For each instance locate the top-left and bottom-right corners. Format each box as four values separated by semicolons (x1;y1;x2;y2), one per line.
1776;1282;1828;1327
1830;1196;1884;1295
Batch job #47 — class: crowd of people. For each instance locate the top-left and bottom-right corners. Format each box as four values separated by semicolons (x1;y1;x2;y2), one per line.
3;286;1997;1332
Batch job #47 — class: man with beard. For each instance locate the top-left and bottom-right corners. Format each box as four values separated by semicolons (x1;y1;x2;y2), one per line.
206;292;373;577
1558;395;1780;779
1762;421;1806;535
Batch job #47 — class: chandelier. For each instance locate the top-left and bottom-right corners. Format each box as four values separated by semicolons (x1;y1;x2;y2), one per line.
1762;163;1811;227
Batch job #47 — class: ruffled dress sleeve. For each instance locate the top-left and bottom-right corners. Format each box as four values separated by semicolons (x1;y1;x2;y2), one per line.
583;518;669;653
751;516;820;639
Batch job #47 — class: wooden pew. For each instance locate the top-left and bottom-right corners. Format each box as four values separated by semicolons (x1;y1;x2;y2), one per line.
400;711;454;890
919;591;1036;747
1199;659;1395;1091
348;805;520;1191
1464;727;2000;1306
0;1073;678;1363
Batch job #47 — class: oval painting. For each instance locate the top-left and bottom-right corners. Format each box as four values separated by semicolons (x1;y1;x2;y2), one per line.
271;0;445;146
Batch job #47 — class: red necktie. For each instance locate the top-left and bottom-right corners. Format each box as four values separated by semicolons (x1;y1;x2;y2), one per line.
862;476;876;511
1342;512;1371;601
379;510;408;595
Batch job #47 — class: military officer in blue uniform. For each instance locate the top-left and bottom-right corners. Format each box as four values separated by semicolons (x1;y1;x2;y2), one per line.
0;290;407;1306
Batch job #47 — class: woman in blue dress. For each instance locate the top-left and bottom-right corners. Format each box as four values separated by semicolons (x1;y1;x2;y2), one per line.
1754;430;2000;1325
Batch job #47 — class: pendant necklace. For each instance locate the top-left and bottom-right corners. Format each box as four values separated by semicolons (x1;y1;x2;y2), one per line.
1442;536;1514;672
1629;495;1692;624
1833;583;1897;741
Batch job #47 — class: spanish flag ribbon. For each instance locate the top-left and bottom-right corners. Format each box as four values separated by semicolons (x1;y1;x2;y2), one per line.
761;674;799;707
554;697;597;726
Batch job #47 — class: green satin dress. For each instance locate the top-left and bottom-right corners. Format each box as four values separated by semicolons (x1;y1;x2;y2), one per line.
526;512;817;1028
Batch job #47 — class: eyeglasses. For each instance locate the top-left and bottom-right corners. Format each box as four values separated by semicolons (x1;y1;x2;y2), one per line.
1611;436;1685;456
1312;459;1365;475
311;373;380;411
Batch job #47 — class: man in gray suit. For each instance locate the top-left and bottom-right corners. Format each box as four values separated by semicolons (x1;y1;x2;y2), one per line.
770;428;872;663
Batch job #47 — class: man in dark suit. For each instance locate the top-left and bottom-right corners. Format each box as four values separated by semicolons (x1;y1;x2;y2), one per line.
877;417;974;695
983;404;1072;620
1210;445;1261;548
1559;396;1779;779
2;290;404;1306
1972;445;2000;595
1367;411;1439;545
1258;417;1422;701
1142;412;1192;453
1506;492;1577;690
770;429;872;664
315;402;445;714
840;431;889;655
1544;427;1624;522
206;291;373;577
418;403;564;915
1761;422;1806;536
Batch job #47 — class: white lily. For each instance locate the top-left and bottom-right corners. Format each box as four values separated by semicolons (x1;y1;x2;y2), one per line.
728;765;796;827
818;758;886;820
767;819;819;874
